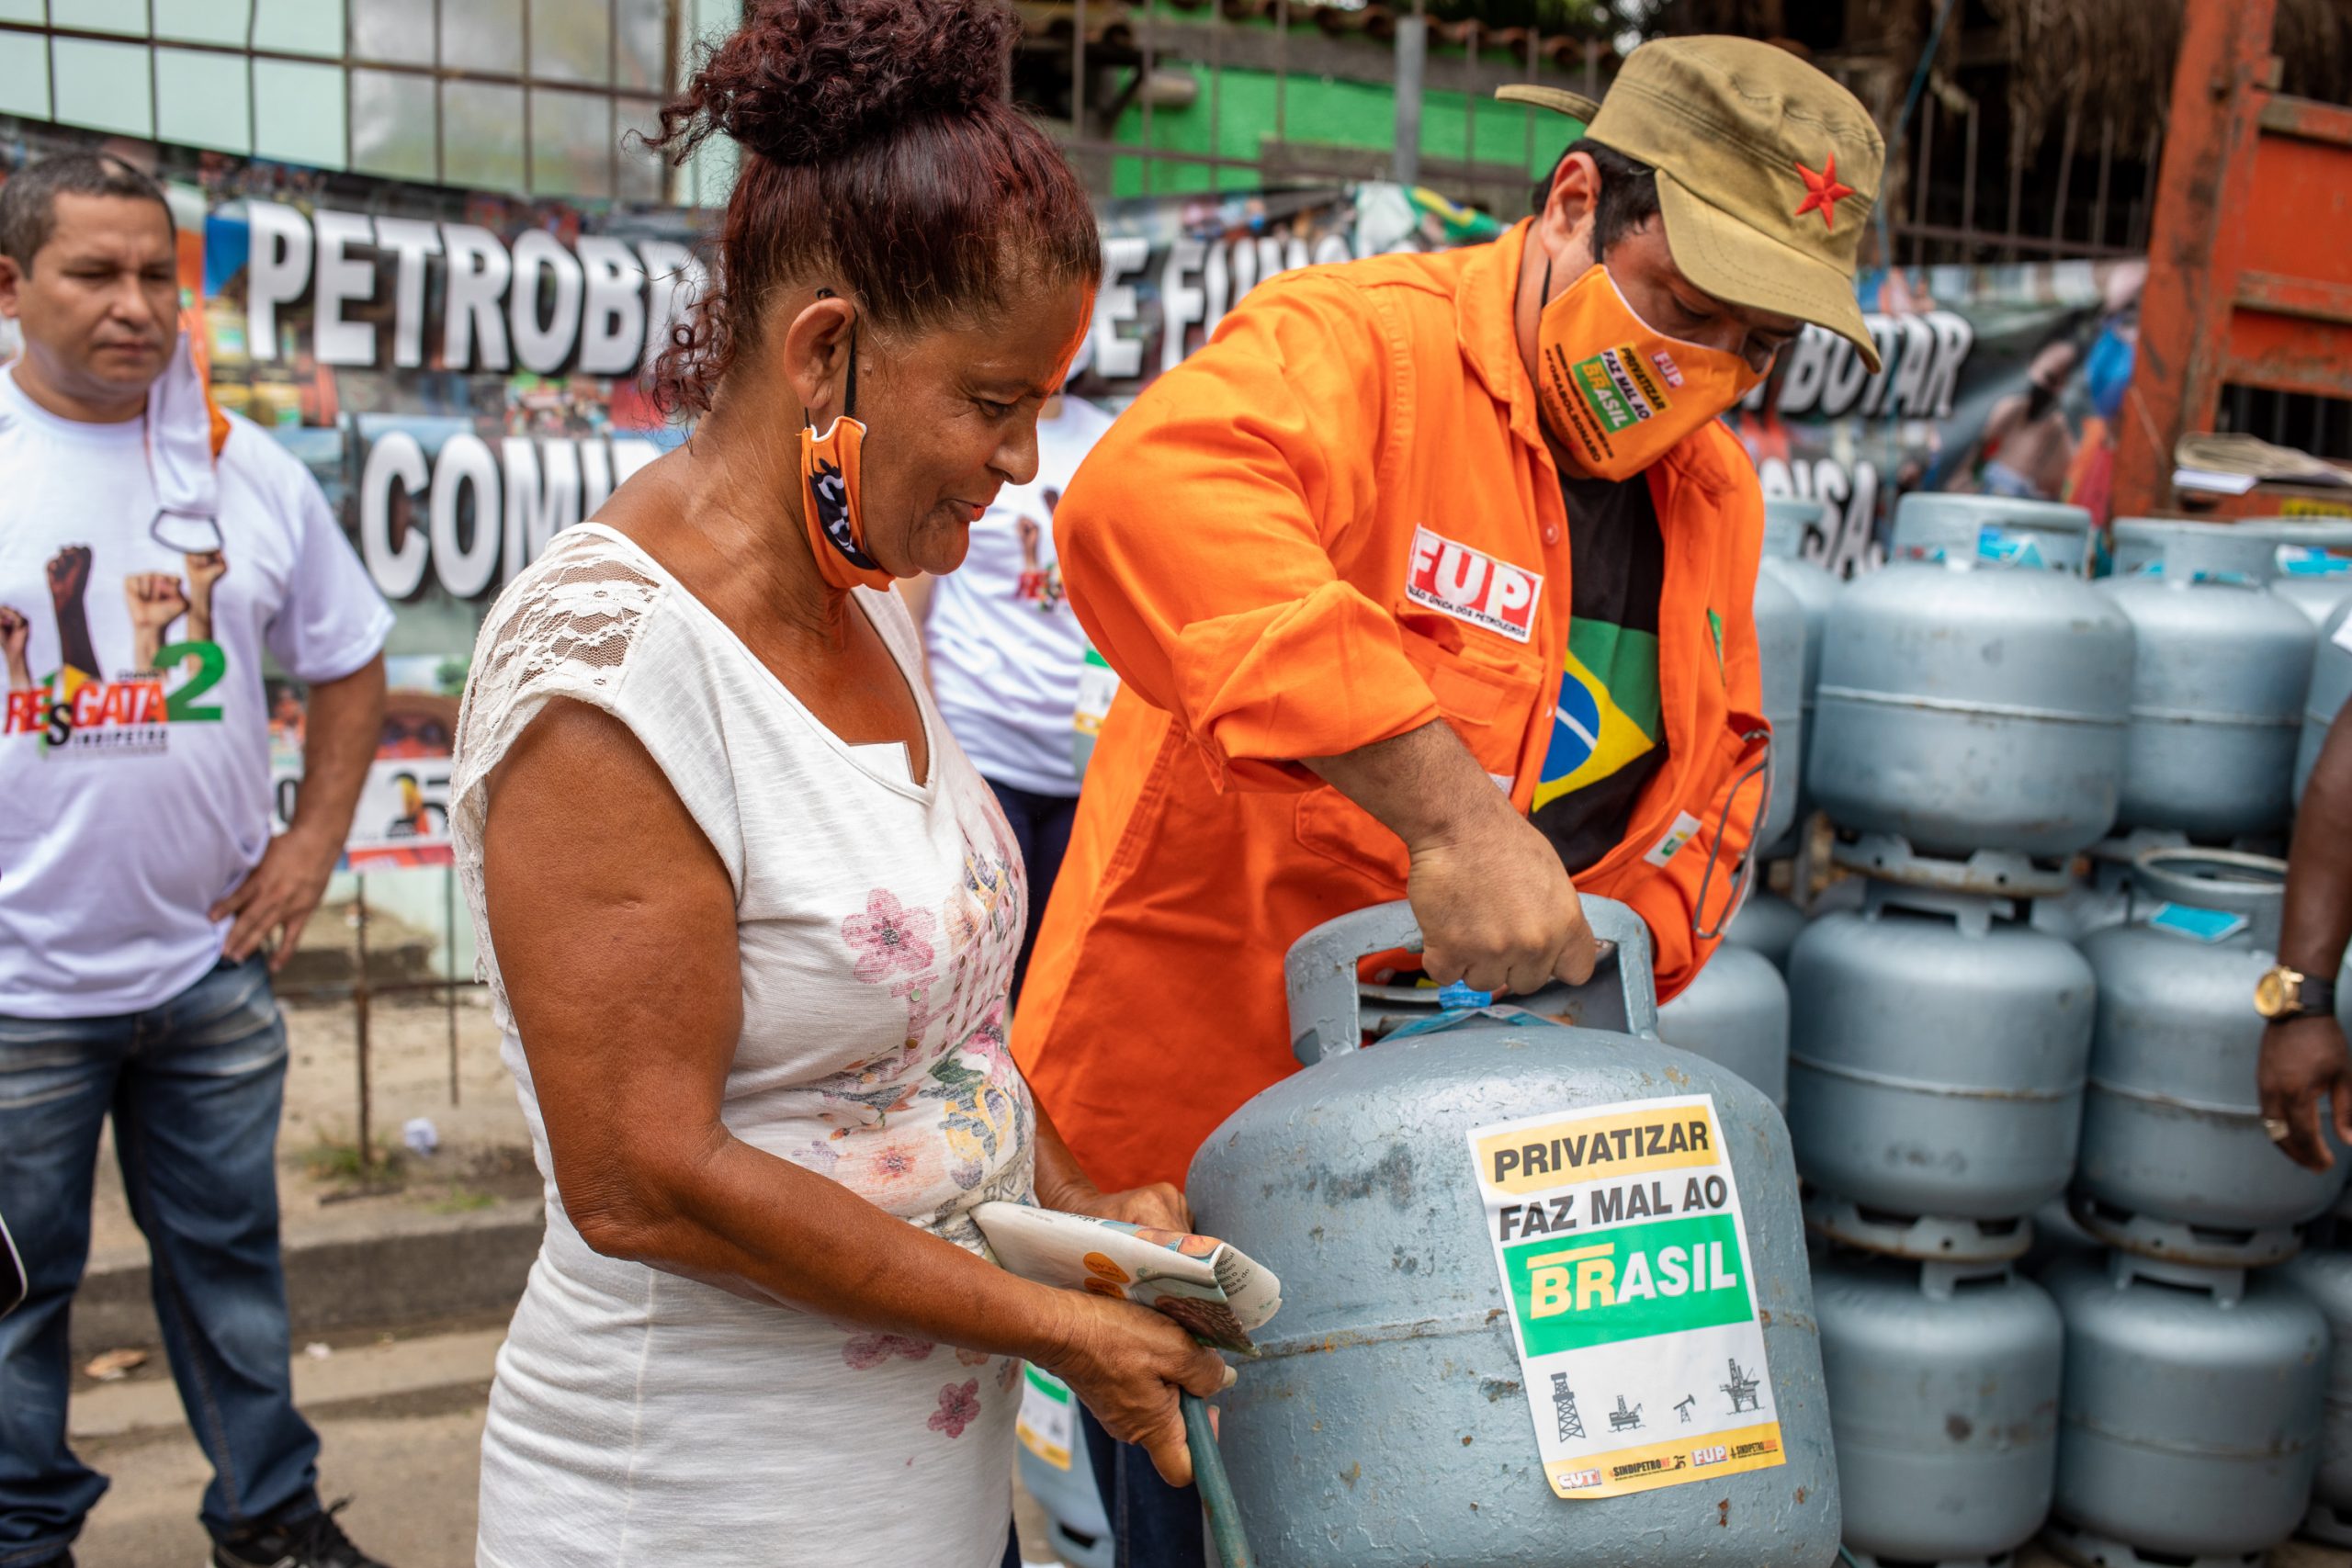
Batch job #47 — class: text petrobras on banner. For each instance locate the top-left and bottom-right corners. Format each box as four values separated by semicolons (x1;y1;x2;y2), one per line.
1466;1093;1784;1500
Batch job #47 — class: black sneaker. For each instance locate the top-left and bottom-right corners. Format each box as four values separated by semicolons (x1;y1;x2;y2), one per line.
211;1498;390;1568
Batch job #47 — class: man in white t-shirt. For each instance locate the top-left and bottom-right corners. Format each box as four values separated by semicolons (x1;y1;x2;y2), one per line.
0;154;394;1568
903;373;1116;998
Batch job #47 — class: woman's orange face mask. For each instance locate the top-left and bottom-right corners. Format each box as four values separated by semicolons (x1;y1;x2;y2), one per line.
1530;260;1769;480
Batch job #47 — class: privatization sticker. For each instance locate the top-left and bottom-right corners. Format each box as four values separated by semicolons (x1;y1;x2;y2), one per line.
1465;1093;1786;1499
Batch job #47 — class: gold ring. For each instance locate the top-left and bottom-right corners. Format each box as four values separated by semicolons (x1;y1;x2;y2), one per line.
2265;1117;2292;1142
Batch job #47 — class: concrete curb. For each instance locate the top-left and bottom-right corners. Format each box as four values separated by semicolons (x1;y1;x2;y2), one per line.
73;1328;506;1441
71;1197;542;1361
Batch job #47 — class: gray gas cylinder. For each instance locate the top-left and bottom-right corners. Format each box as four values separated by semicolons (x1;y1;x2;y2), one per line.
1787;881;2096;1260
2044;1252;2325;1565
1809;494;2132;861
2301;597;2352;802
2074;849;2349;1265
1014;1366;1112;1568
1889;493;2095;573
1657;943;1791;1107
2026;829;2182;945
1813;1255;2063;1567
1187;898;1839;1567
1762;498;1838;855
2241;517;2352;626
2100;522;2315;840
2278;1248;2352;1548
1070;646;1119;781
1755;567;1806;855
1724;889;1807;973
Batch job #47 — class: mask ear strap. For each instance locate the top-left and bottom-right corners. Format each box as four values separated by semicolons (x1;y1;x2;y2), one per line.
808;287;857;425
845;321;859;422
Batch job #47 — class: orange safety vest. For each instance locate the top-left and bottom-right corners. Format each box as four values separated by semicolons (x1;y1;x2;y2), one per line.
1012;220;1771;1194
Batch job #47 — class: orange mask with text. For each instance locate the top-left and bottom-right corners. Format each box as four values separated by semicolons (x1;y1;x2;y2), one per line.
800;414;895;593
1532;261;1768;481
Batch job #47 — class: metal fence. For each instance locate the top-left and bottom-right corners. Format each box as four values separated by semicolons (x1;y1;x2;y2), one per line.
0;0;700;204
7;6;2201;1179
1030;0;2167;269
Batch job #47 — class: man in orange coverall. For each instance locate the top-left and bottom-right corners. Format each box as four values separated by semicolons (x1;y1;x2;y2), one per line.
1017;39;1884;1560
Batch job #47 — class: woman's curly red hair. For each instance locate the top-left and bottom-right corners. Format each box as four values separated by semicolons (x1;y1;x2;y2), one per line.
645;0;1101;416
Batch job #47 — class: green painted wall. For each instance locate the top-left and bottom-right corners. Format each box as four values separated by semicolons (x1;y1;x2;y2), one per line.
1107;56;1584;200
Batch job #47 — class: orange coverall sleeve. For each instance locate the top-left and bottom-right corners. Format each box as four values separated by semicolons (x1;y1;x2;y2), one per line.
1615;476;1770;1003
1056;273;1442;792
1623;737;1767;1002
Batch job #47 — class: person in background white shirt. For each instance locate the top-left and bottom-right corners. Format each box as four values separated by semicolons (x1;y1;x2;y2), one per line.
901;333;1115;998
0;153;393;1568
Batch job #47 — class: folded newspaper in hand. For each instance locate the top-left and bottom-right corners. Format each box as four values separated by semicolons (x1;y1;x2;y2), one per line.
973;1201;1283;1355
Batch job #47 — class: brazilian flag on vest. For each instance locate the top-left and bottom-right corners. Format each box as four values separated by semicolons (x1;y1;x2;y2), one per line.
1533;619;1661;812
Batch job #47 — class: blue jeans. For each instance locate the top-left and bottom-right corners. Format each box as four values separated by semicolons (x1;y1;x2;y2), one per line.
1079;1404;1204;1568
0;957;320;1562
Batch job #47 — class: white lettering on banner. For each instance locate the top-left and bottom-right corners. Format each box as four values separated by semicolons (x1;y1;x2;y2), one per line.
1161;238;1207;377
1878;315;1936;419
1203;240;1231;340
358;434;665;601
227;207;1376;389
1740;311;1976;423
509;230;585;375
359;432;432;600
1918;311;1974;421
430;434;503;600
575;236;650;377
502;438;582;585
244;200;311;360
1756;457;1885;580
1094;236;1150;380
636;240;707;377
440;224;514;371
611;437;660;486
311;209;379;367
238;205;716;380
1405;525;1542;644
371;218;444;371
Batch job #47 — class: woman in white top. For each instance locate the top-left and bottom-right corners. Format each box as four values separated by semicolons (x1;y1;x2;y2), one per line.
901;358;1116;999
447;2;1227;1563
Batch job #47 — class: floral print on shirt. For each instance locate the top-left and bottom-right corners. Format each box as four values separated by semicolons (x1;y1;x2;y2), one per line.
930;1379;983;1439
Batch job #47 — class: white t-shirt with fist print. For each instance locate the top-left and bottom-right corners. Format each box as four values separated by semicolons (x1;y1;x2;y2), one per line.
0;367;391;1018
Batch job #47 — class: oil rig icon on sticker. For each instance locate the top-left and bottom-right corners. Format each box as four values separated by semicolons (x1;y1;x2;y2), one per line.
1721;1358;1761;1414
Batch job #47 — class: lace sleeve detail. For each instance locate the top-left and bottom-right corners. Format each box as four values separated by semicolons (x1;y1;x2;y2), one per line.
450;533;667;1010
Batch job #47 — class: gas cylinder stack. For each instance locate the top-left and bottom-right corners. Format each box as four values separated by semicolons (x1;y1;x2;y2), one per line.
2245;517;2352;629
2035;520;2345;1566
2052;844;2339;1566
1784;494;2123;1568
1658;497;1836;1106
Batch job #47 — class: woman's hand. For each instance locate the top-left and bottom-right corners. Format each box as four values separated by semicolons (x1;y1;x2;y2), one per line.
1041;1175;1193;1235
1032;1097;1195;1234
1038;1287;1232;1487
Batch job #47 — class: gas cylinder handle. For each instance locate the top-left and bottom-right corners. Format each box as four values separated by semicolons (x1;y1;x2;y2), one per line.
1284;897;1659;1067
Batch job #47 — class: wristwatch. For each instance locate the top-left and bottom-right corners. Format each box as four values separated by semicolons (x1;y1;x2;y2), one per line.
2255;964;2337;1021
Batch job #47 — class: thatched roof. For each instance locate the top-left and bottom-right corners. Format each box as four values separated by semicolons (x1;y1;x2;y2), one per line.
1639;0;2352;161
1989;0;2352;158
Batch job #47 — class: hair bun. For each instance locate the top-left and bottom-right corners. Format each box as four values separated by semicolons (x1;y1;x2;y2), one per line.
684;0;1016;167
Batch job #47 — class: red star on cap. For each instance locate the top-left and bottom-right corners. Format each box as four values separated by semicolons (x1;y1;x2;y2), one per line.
1792;153;1857;230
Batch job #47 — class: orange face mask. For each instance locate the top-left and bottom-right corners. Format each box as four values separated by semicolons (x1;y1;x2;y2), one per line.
1531;261;1768;481
801;413;896;593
